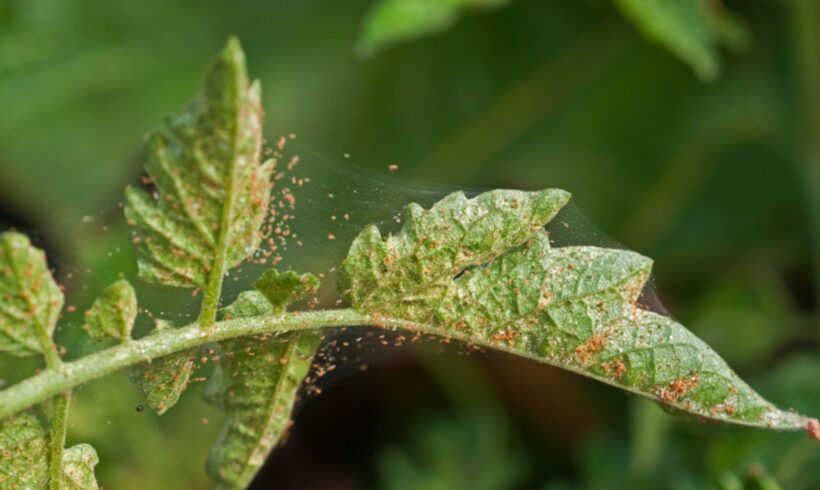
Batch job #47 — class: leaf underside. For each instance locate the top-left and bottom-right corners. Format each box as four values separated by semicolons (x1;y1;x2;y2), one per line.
0;232;64;357
0;412;48;488
124;38;273;289
83;279;137;341
0;415;100;489
62;443;100;490
207;332;320;489
135;320;197;415
206;271;321;489
341;189;810;431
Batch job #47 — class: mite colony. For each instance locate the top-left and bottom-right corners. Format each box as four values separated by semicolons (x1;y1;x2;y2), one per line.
252;133;302;269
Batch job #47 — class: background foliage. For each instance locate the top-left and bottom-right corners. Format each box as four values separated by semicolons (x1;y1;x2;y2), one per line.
0;0;817;488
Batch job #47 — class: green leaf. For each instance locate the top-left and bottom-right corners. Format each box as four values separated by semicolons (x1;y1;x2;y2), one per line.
340;189;570;308
377;409;526;490
0;232;64;357
83;279;137;341
615;0;749;81
0;412;48;488
341;189;812;431
219;290;275;320
123;37;273;289
206;269;322;489
254;269;320;313
61;444;100;490
134;320;196;415
358;0;513;56
206;332;320;489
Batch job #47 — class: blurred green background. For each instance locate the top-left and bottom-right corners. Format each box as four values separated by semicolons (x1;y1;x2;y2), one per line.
0;0;818;488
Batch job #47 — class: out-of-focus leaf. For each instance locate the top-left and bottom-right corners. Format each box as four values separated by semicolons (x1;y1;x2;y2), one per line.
615;0;749;81
206;269;322;489
123;37;273;288
688;276;789;367
0;412;48;488
0;231;63;357
83;279;138;341
134;320;196;415
341;189;813;431
358;0;513;56
377;410;527;490
62;443;100;490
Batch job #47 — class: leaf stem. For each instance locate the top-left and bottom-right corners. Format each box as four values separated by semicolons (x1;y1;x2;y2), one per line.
196;40;250;330
38;336;63;372
0;309;812;434
197;159;239;328
47;390;71;489
0;309;369;419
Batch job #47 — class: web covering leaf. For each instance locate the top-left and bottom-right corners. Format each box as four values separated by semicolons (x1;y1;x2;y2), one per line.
341;189;811;430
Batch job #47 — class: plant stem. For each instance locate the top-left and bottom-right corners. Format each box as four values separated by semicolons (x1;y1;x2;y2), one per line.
0;308;811;434
0;309;370;419
47;391;71;489
38;334;63;372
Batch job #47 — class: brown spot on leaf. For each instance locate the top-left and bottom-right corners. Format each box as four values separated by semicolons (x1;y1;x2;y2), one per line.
575;334;606;364
658;373;700;402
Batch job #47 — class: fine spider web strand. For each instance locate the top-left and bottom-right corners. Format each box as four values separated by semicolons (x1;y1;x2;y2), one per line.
0;140;678;469
546;202;670;317
245;140;668;304
283;141;668;315
221;140;470;304
241;140;671;394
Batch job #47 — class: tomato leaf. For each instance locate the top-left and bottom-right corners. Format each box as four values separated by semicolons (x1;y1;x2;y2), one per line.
340;189;812;431
62;443;100;490
206;269;321;489
123;38;273;289
0;232;64;358
83;279;137;341
0;412;48;488
134;320;196;415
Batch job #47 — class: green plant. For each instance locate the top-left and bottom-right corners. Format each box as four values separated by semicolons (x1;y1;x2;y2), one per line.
0;38;816;490
358;0;748;81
